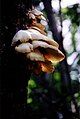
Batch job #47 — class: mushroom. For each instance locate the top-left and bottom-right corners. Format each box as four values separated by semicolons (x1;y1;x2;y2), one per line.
27;50;45;62
15;43;33;53
28;13;35;19
32;40;65;63
11;30;32;46
32;9;43;16
11;28;59;48
40;61;55;73
27;28;59;48
11;8;65;74
27;9;47;34
26;51;55;73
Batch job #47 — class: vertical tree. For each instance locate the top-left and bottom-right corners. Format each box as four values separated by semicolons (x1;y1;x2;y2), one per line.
42;0;71;93
1;0;32;118
42;0;79;117
1;0;64;118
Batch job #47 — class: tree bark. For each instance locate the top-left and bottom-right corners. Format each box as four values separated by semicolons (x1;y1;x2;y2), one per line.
1;0;32;118
42;0;71;93
42;0;79;116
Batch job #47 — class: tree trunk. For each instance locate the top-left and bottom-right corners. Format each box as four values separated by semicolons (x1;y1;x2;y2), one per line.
1;0;31;118
42;0;71;94
42;0;79;117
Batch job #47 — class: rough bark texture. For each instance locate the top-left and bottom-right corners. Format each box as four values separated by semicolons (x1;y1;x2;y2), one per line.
1;0;31;118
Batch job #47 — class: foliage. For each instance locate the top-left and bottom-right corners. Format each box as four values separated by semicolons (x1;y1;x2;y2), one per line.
26;1;80;119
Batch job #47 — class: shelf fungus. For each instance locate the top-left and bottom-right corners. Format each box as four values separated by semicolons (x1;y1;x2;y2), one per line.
11;8;65;74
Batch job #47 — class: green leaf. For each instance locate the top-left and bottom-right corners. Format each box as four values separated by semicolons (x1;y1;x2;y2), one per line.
61;8;68;14
27;98;33;104
27;88;32;94
28;79;37;88
53;72;61;81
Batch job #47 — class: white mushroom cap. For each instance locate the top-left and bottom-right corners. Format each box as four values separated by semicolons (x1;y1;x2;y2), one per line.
27;50;45;61
32;9;43;16
15;43;33;53
41;15;46;21
28;29;59;47
32;40;65;63
32;40;54;49
11;29;59;48
11;30;32;46
28;13;35;19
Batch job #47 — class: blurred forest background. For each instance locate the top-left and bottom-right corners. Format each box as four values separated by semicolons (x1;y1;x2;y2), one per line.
0;0;80;119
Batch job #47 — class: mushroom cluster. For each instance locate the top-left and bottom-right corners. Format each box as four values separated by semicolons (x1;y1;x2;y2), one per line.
11;8;65;74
